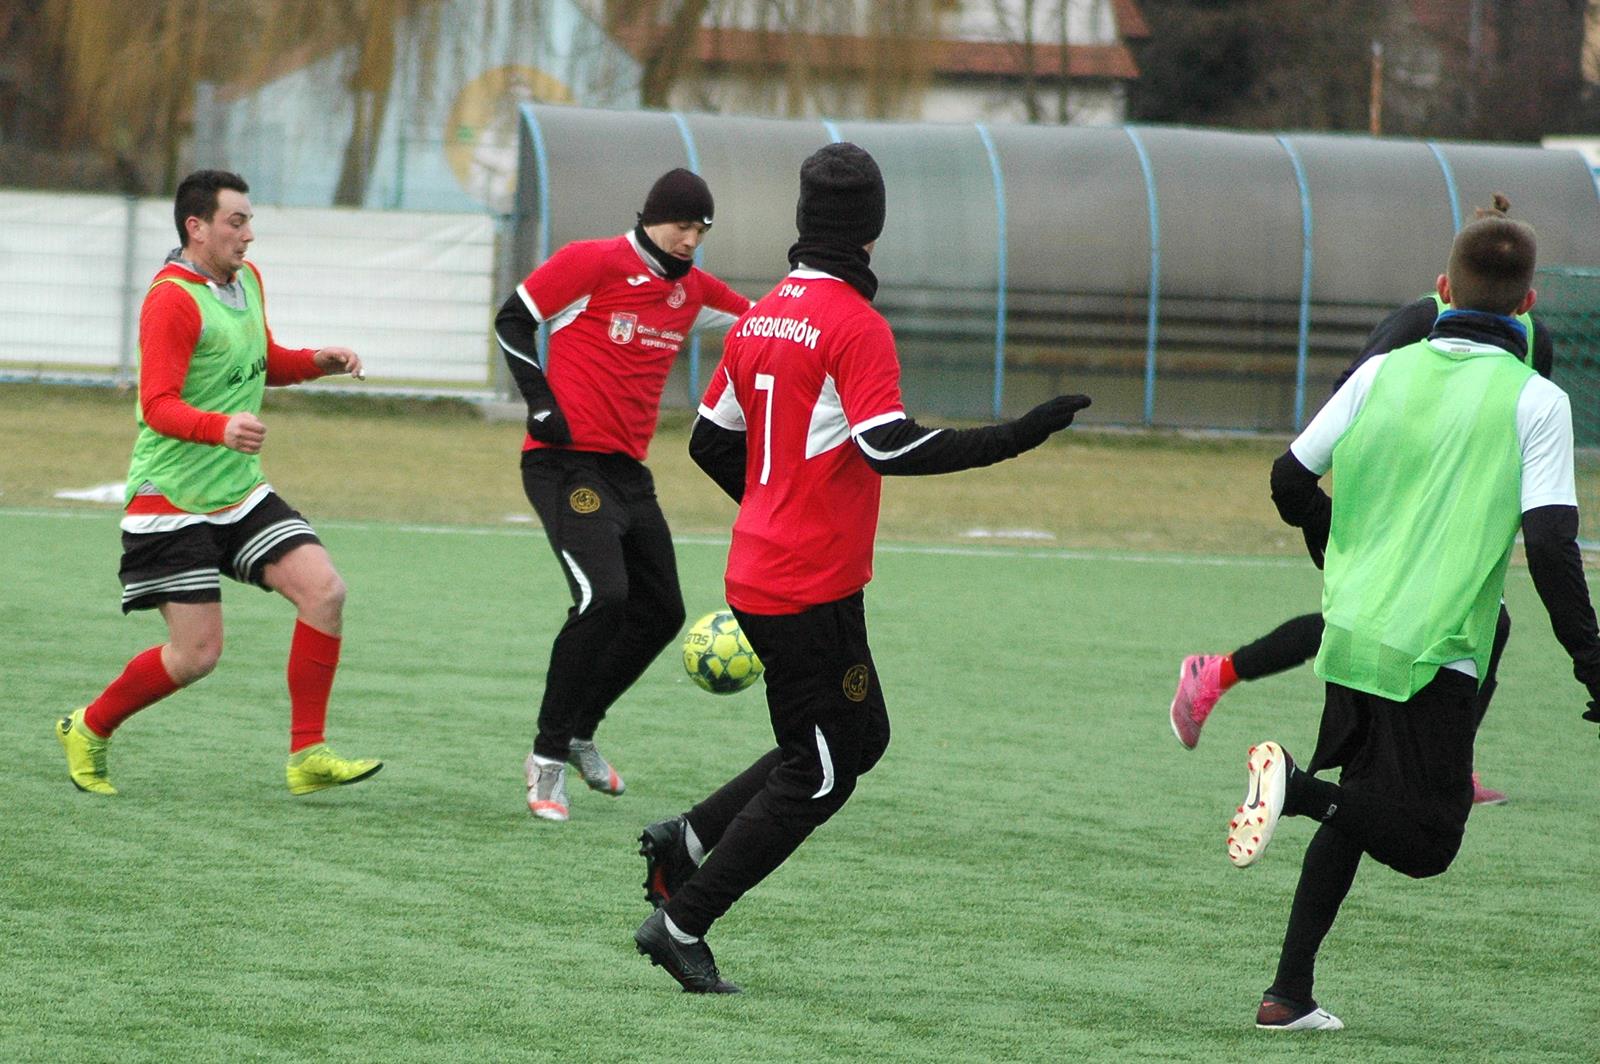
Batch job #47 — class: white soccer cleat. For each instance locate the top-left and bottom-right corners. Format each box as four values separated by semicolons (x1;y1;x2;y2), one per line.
1255;997;1344;1030
1227;740;1289;868
525;752;570;821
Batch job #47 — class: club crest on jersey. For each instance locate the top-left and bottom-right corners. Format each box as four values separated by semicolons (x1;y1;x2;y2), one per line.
843;664;870;703
667;283;687;309
569;487;601;514
608;312;637;344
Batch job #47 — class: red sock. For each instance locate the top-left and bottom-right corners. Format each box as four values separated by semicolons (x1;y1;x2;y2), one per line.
288;620;341;753
83;646;180;737
1219;654;1240;689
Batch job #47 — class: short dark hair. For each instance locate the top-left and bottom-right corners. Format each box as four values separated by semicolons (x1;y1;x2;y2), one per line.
1446;212;1536;315
174;170;249;247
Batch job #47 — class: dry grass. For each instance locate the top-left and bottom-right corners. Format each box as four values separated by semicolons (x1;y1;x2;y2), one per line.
9;381;1582;560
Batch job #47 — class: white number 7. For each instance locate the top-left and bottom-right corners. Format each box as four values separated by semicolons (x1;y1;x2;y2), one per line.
754;373;775;485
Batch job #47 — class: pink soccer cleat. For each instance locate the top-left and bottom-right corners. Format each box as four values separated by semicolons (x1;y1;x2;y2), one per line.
1170;654;1226;749
1471;772;1508;806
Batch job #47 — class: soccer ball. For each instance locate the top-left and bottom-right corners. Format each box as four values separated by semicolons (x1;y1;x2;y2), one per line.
683;610;763;695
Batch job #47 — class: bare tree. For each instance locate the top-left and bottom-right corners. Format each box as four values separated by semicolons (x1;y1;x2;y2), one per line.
606;0;951;119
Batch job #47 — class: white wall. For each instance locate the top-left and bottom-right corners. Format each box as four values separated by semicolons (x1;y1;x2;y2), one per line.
0;191;497;391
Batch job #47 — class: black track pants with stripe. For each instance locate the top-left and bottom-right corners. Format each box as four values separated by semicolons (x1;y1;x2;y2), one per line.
664;592;891;938
521;450;685;760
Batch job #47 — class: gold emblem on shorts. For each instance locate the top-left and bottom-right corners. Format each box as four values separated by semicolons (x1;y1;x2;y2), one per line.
843;664;870;702
569;487;601;514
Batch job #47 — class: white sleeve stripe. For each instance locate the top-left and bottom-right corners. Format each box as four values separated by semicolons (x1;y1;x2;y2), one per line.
697;403;745;431
692;306;741;333
494;328;539;367
856;426;944;461
850;410;907;437
516;283;545;322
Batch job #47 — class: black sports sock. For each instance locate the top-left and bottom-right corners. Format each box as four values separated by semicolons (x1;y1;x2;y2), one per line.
1268;823;1363;1005
1232;613;1324;681
1283;760;1342;821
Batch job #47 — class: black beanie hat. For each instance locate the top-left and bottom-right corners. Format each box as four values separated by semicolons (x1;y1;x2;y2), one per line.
795;143;885;247
639;168;714;227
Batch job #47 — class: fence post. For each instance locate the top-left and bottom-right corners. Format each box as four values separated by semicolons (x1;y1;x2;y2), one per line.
116;194;140;386
1124;127;1161;427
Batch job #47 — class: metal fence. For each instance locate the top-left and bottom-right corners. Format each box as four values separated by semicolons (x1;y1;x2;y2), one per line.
0;190;500;394
1536;265;1600;532
513;105;1600;431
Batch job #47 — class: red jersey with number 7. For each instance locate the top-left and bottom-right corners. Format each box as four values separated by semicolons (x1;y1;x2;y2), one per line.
697;269;907;614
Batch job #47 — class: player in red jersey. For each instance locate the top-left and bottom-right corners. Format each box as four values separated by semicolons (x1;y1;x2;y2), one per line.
632;143;1092;993
54;169;381;798
494;168;753;822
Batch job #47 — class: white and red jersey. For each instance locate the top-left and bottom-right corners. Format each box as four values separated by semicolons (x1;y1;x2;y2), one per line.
698;269;907;614
516;232;749;460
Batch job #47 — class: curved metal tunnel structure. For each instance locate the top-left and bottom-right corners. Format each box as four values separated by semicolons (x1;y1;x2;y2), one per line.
513;104;1600;432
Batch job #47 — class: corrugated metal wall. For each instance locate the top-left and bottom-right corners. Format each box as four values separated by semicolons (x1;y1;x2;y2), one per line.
514;104;1600;431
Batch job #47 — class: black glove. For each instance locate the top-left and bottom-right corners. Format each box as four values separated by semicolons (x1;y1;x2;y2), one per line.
1010;394;1092;451
526;406;572;446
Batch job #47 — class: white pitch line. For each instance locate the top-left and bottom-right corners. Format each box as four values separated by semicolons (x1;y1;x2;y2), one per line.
0;507;1311;570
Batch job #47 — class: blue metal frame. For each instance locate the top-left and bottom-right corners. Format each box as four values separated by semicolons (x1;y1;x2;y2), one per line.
670;112;707;399
521;104;553;363
1124;127;1161;426
975;123;1008;419
1427;142;1464;231
1276;135;1315;429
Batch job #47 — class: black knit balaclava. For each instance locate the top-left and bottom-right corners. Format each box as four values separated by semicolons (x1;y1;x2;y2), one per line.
787;142;885;301
635;168;714;280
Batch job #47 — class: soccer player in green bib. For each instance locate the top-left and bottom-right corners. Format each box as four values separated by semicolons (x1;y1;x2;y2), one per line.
1224;206;1600;1030
54;170;382;797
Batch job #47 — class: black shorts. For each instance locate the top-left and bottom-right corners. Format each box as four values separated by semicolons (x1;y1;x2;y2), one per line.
1310;669;1478;838
118;492;320;613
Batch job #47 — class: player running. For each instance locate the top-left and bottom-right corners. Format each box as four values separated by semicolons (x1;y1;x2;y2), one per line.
56;169;381;797
631;142;1092;993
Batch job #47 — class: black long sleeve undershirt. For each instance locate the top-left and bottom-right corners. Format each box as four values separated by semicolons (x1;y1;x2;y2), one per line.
689;411;1038;502
689;417;747;503
1269;450;1331;567
494;291;558;412
1522;504;1600;694
853;417;1025;476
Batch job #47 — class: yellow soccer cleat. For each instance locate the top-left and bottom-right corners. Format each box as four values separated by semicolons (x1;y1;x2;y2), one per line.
285;743;383;796
56;708;116;795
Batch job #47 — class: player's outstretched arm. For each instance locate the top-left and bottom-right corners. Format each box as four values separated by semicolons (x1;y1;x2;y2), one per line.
494;291;572;446
1522;503;1600;728
1270;450;1332;567
854;395;1091;477
689;416;746;503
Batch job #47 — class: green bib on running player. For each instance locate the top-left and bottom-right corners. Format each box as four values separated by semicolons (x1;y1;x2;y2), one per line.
125;269;269;512
1315;339;1534;700
1428;292;1535;367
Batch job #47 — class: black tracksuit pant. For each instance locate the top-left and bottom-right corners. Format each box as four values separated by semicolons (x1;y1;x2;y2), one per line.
521;450;686;761
1268;669;1479;1004
663;592;891;938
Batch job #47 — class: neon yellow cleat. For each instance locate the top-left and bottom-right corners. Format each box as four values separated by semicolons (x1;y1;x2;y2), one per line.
56;708;116;795
285;743;383;796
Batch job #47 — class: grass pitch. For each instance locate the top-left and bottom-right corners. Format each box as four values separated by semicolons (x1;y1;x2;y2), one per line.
3;385;1598;1061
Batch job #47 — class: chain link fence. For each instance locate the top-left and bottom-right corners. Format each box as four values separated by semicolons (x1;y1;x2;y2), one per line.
1537;266;1600;544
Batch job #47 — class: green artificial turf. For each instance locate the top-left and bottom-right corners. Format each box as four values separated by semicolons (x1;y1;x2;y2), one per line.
3;509;1596;1063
